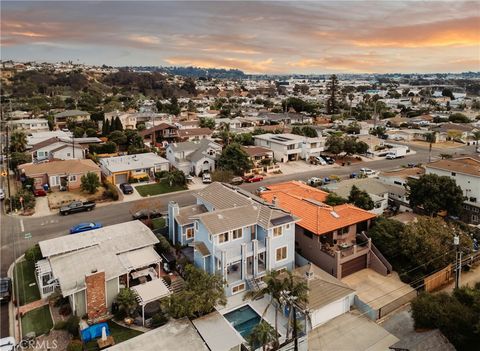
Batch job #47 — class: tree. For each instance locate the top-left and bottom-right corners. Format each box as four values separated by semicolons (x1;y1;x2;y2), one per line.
199;117;215;129
248;321;277;351
281;270;309;345
165;264;226;319
102;119;110;136
325;135;344;157
291;126;317;138
165;170;186;187
449;113;470;123
80;172;100;194
324;192;348;206
442;88;455;100
343;136;358;156
10;152;31;171
218;143;253;175
447;129;462;143
345;122;360;135
73;126;85;138
10;130;27;152
348;185;374;210
116;288;138;317
407;174;464;216
326;74;339;115
168;97;180;116
114;116;123;131
425;132;436;163
85;128;97;137
355;141;369;155
108;131;127;147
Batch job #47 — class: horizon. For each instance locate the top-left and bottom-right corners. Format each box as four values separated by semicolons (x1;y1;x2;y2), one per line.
1;1;479;74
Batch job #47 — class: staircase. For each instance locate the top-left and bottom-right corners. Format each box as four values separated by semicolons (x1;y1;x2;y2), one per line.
169;276;185;294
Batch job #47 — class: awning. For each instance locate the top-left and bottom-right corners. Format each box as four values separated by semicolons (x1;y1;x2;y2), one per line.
132;278;172;306
118;247;162;271
193;242;211;257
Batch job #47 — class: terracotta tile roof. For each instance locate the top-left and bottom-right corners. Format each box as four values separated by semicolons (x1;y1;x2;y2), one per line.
19;159;100;176
260;181;375;235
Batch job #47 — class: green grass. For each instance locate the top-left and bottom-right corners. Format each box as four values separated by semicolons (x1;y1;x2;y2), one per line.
85;321;143;350
21;305;53;336
152;217;166;230
136;181;187;197
14;260;41;305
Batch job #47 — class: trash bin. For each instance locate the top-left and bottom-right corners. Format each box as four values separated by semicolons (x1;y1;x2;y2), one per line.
342;162;345;166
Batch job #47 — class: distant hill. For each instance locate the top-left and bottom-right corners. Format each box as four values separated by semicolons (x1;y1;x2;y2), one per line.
127;66;246;79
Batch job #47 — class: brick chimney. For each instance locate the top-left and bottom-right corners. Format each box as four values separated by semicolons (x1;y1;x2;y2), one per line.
85;270;107;320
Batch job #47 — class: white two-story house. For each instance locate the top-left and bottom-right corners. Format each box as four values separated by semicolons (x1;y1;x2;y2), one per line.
254;133;325;162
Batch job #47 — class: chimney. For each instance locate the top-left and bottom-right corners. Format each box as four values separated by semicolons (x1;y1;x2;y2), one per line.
305;263;314;280
272;195;279;207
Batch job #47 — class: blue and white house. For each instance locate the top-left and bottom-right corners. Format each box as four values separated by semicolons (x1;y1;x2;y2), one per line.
168;182;297;296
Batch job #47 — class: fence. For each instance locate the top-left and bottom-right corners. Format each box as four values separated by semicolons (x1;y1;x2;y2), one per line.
424;264;453;293
378;289;418;319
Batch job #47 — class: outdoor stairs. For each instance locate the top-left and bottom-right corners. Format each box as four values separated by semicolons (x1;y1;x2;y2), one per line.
169;277;185;294
246;277;265;300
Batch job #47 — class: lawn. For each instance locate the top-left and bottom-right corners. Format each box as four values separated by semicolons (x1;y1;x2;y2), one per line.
85;321;143;350
14;260;41;305
21;305;53;336
152;217;166;230
135;181;187;197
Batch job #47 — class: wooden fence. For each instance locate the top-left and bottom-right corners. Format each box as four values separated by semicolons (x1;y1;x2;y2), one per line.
424;264;453;293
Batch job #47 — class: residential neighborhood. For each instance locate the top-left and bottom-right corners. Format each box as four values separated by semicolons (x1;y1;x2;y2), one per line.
1;1;480;350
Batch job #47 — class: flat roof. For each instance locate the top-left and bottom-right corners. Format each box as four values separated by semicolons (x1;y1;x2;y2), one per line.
192;311;244;351
99;152;169;173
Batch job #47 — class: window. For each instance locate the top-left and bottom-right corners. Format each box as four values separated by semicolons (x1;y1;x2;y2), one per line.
472;215;478;222
451;172;456;176
185;227;194;239
219;232;229;244
232;283;245;294
338;226;349;235
209;233;212;242
232;228;243;240
66;153;71;157
195;222;199;231
285;223;290;230
68;175;77;182
273;227;283;237
276;246;287;261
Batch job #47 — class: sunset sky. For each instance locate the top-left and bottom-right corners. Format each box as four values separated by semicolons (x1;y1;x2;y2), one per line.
2;1;479;74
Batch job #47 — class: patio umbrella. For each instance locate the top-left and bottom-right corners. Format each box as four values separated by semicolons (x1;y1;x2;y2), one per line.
101;326;107;341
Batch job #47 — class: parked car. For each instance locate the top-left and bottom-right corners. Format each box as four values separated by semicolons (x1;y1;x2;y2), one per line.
119;183;134;195
69;222;102;234
321;155;335;164
0;277;12;304
360;168;377;177
308;156;326;165
132;209;163;220
244;175;264;183
0;189;5;200
255;186;268;195
202;173;212;184
32;188;47;197
0;337;15;351
307;177;323;186
60;201;96;215
230;177;244;185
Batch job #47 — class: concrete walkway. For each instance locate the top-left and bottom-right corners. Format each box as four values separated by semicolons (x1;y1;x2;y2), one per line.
31;197;51;217
440;264;480;293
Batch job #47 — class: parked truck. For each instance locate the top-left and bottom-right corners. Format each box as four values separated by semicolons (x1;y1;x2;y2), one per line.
385;148;408;159
60;201;96;215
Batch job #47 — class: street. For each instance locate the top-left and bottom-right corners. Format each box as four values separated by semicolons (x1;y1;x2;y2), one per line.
0;143;477;337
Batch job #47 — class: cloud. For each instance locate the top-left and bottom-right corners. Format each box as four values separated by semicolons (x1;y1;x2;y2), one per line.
128;35;161;45
164;56;276;73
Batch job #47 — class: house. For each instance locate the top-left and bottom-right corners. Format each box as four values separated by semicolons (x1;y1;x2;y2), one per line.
165;139;222;176
9;118;49;132
28;137;86;162
259;112;313;125
254;133;325;162
99;153;170;185
54;110;90;130
433;123;478;143
323;178;389;215
104;111;137;130
35;221;167;321
18;159;101;190
241;145;279;175
168;182;298;296
378;167;425;211
425;157;480;224
140;123;179;147
260;181;391;279
178;128;213;141
27;131;73;147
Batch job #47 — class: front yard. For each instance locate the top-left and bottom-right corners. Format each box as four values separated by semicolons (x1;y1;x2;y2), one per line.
21;305;53;336
14;260;41;306
84;321;143;350
135;181;187;197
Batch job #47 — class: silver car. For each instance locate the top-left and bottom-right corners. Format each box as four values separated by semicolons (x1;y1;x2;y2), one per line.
0;189;5;201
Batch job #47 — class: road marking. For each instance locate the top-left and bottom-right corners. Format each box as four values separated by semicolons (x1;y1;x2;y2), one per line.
20;219;24;232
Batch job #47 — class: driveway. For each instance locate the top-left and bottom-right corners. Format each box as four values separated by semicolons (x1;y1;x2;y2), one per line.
31;196;52;217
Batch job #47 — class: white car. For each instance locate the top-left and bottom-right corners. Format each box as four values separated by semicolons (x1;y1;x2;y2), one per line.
202;173;212;184
0;189;5;201
307;177;323;186
385;153;397;160
360;168;377;176
0;337;16;351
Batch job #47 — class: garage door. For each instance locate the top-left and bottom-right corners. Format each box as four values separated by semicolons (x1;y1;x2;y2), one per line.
341;255;367;278
114;173;128;184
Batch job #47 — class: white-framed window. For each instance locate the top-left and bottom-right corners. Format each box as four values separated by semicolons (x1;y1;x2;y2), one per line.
231;283;245;295
194;221;199;231
185;227;194;239
285;223;291;230
69;175;77;182
273;226;283;237
219;232;229;244
232;228;243;240
276;246;287;261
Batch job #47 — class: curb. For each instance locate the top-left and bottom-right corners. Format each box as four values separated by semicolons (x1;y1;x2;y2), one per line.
7;254;25;342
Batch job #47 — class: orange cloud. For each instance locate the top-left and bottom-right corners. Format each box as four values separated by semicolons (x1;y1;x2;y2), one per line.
164;56;275;73
128;35;160;45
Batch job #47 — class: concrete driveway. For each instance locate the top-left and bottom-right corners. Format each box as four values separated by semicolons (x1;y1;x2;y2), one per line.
342;269;415;310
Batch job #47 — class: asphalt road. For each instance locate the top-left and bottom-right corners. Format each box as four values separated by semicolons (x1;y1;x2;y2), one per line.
0;143;476;337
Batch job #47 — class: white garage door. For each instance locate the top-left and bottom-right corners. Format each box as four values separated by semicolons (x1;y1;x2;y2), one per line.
115;173;128;184
311;296;350;328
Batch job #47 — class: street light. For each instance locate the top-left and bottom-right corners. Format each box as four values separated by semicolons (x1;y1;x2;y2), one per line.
453;234;461;289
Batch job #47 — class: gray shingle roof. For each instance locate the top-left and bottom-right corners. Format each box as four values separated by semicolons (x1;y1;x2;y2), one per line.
176;204;208;226
324;178;389;198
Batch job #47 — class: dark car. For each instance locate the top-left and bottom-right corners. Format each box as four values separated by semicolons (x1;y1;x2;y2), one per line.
321;155;335;164
132;209;163;220
59;201;96;215
0;277;12;304
119;183;134;195
230;177;244;185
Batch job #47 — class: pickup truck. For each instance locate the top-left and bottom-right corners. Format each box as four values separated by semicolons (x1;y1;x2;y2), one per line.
60;201;96;216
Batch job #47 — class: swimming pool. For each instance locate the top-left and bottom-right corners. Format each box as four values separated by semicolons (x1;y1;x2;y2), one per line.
224;305;261;340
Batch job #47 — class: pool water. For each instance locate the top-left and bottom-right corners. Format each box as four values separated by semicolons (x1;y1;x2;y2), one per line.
224;305;261;340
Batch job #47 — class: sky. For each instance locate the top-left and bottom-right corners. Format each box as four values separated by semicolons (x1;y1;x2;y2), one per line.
1;0;479;74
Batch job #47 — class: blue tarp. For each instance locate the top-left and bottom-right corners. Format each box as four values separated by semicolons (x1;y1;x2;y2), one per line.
81;322;110;343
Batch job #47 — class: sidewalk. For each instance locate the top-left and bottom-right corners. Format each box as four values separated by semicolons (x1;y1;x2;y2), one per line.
440;264;480;293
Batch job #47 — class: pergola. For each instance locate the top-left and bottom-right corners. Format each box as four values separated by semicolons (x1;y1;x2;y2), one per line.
131;279;172;326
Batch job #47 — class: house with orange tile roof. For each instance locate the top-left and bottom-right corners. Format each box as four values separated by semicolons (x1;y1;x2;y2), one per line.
260;181;392;279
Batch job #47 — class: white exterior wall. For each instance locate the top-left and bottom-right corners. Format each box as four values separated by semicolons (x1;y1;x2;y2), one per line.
310;293;354;329
51;146;85;160
425;167;480;203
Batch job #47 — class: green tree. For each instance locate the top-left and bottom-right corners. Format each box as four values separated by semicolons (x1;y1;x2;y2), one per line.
248;320;277;351
114;116;123;131
108;131;127;147
407;174;464;216
10;152;31;171
325;192;348;206
165;170;186;187
302;126;318;137
442;88;455;100
326;74;340;115
73;126;84;138
348;185;374;210
10;130;28;152
218;143;253;175
326;135;344;157
102;119;110;136
355;141;369;155
343;136;358;156
168;97;180;116
85;128;97;137
282;270;309;343
425;132;436;162
199;117;215;129
80;172;100;194
449;113;470;123
165;264;226;319
116;288;138;317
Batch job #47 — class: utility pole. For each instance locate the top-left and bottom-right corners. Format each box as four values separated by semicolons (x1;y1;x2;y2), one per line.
454;235;461;289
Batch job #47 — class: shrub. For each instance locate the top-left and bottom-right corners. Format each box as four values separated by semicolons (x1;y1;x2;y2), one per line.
54;321;67;330
113;307;127;321
24;244;42;262
151;312;169;328
154;170;169;180
65;315;80;337
66;340;83;351
80;172;101;194
103;180;119;201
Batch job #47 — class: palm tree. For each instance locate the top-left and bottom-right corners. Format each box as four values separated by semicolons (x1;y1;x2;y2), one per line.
248;321;277;351
10;130;27;153
425;132;436;163
219;121;231;146
244;270;285;348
